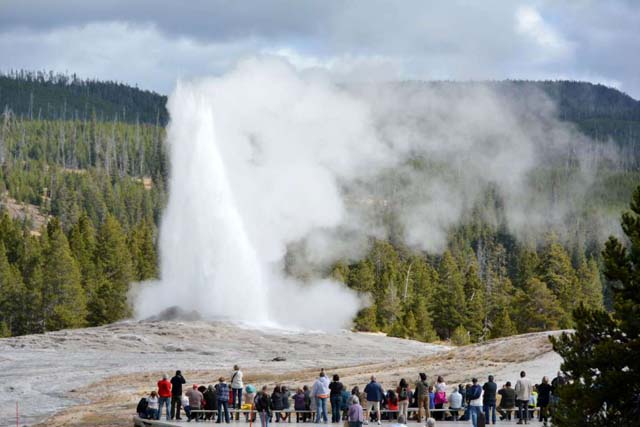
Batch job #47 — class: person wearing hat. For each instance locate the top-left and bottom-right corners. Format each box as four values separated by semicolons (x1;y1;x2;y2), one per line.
217;376;231;423
186;384;204;422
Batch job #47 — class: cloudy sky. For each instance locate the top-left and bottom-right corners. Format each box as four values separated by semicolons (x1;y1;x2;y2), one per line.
1;0;639;98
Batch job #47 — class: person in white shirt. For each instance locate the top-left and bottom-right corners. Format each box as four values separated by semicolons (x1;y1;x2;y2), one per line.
231;365;244;420
448;387;463;421
515;371;533;425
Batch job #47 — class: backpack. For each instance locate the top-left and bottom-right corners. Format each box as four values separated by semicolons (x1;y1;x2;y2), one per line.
399;387;408;400
469;385;482;401
136;397;148;414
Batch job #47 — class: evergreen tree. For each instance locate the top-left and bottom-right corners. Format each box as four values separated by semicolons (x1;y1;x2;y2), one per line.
0;242;26;336
411;295;438;342
550;186;640;426
90;214;133;324
451;325;471;346
539;236;577;327
431;251;467;339
512;278;565;332
576;255;604;310
128;219;157;281
41;219;86;330
490;307;517;338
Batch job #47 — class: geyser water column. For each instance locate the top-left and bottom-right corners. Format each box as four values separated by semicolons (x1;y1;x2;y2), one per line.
134;59;379;329
136;83;270;322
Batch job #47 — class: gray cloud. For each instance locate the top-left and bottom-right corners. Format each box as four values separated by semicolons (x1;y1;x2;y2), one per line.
0;0;638;97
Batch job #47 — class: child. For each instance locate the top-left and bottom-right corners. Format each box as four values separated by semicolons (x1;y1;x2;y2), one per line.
294;387;307;422
428;386;435;410
181;394;191;420
147;390;159;420
348;395;364;427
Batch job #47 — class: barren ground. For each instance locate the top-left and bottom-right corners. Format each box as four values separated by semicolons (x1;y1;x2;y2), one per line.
0;320;563;427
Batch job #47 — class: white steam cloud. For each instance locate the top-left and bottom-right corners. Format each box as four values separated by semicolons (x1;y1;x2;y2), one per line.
134;58;617;329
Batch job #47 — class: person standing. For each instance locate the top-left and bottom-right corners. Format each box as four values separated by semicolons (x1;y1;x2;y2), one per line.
414;373;430;421
396;378;410;421
434;376;447;420
536;377;552;427
256;385;273;427
468;378;483;427
515;371;533;425
157;374;172;421
329;374;344;423
217;376;231;423
482;375;497;425
170;370;186;420
231;365;244;419
364;375;384;425
312;370;331;423
347;395;364;427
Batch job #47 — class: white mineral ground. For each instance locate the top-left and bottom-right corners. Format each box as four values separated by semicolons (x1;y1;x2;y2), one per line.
0;318;563;427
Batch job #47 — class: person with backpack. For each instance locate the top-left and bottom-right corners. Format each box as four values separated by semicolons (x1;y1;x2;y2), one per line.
329;374;344;423
136;391;153;419
482;375;497;425
171;370;186;420
256;386;273;427
468;378;483;427
396;379;409;421
414;373;430;421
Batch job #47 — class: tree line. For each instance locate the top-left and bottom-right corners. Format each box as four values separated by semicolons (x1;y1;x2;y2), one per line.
0;211;156;336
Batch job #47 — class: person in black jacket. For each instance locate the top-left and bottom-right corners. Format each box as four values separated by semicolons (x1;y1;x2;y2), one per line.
329;375;344;423
171;370;186;420
272;385;285;422
204;385;219;421
536;377;552;426
483;375;498;425
256;386;273;427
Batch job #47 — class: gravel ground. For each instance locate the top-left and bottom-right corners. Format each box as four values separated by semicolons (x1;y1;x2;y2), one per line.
0;320;449;426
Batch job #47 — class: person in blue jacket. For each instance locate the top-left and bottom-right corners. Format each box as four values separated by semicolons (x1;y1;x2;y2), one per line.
364;375;384;425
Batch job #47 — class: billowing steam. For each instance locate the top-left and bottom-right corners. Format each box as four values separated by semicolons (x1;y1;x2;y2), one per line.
133;58;616;328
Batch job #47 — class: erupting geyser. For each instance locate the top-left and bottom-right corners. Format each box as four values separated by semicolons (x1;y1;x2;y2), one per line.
134;59;384;329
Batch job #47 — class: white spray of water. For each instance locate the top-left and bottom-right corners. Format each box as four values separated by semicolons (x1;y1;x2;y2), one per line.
135;59;390;328
134;58;618;328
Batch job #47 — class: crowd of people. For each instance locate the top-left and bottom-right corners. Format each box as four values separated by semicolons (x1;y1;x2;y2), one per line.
136;366;567;427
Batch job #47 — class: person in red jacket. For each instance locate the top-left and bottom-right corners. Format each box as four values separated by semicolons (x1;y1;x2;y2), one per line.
157;374;172;420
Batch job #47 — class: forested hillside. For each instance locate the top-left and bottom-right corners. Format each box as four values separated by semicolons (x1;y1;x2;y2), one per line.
0;73;639;340
0;71;168;125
